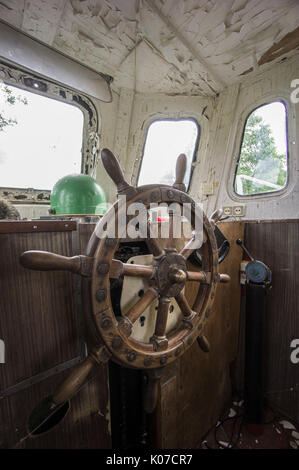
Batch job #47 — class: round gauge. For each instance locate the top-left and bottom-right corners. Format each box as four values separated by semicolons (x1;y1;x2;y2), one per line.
245;261;270;284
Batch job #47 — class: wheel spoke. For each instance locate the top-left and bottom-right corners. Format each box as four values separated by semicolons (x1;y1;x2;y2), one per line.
123;263;153;278
219;274;230;283
150;296;170;351
186;271;230;284
109;259;124;278
187;271;211;283
109;259;153;279
180;231;207;259
197;334;210;353
180;237;197;259
126;288;158;324
154;296;170;337
166;212;175;250
118;288;158;337
146;221;164;257
175;291;193;318
180;239;196;260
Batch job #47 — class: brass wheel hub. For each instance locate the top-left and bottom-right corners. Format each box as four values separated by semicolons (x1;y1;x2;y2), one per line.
154;249;187;297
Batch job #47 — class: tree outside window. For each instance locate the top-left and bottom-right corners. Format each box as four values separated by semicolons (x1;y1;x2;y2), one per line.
234;102;287;196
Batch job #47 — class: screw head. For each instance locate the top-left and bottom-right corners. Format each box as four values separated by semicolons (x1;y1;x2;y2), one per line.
101;317;111;329
150;191;159;202
180;194;187;203
127;351;136;362
97;263;110;275
96;288;106;302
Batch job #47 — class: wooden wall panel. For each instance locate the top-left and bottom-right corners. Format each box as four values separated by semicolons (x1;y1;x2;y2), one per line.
0;221;111;449
242;221;299;421
153;222;244;448
0;230;79;389
0;366;110;449
77;223;95;254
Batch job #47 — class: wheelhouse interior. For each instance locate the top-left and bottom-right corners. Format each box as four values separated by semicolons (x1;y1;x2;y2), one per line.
0;0;298;451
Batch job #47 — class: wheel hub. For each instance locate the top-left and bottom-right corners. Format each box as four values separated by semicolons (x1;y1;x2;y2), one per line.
154;249;187;297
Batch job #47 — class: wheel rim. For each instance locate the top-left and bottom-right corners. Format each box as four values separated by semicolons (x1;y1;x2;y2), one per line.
91;186;218;369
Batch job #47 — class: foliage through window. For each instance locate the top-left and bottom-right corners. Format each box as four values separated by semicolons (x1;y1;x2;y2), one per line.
137;119;199;189
0;82;84;191
234;102;287;196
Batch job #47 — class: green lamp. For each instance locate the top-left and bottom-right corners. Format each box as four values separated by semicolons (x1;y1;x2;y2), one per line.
50;174;107;215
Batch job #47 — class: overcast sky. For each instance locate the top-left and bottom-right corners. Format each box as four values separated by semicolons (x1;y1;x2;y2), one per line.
0;83;83;190
138;119;198;187
254;101;287;155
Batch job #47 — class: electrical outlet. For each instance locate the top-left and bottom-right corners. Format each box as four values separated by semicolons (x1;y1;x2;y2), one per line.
223;206;232;216
232;205;246;217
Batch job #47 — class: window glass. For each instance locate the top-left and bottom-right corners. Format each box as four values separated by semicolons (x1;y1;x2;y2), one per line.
137;119;199;189
234;101;287;196
0;83;83;190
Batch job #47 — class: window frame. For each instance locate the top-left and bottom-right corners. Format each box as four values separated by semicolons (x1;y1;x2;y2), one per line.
0;60;99;205
233;99;289;198
228;96;293;202
136;117;201;192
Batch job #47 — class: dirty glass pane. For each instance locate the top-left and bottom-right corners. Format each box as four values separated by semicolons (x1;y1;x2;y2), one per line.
0;83;83;190
138;119;199;189
234;101;287;196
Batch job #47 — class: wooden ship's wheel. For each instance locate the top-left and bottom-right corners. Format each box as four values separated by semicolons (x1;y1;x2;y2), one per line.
20;149;230;433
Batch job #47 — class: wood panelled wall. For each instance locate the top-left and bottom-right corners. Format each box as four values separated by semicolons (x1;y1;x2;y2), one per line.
241;220;299;422
0;221;110;449
153;220;299;448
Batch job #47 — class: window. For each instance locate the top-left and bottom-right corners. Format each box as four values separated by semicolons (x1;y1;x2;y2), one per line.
0;61;99;205
234;101;288;196
0;83;83;191
137;119;199;190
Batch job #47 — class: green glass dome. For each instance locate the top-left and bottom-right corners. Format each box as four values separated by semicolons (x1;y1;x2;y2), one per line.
50;174;107;215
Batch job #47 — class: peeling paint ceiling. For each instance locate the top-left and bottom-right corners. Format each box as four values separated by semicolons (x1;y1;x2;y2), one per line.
0;0;299;96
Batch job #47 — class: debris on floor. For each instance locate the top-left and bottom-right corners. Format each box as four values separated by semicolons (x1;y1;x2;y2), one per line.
198;400;299;449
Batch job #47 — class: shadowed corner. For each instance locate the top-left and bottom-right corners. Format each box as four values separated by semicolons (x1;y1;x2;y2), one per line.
28;396;70;436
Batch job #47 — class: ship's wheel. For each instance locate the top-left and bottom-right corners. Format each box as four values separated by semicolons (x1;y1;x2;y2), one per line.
20;148;230;432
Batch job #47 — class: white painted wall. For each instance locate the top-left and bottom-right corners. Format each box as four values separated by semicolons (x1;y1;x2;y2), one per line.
96;54;299;221
16;204;50;219
201;55;299;221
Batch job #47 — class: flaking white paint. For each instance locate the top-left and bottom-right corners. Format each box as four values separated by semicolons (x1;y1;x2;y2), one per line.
100;55;299;221
1;0;299;96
